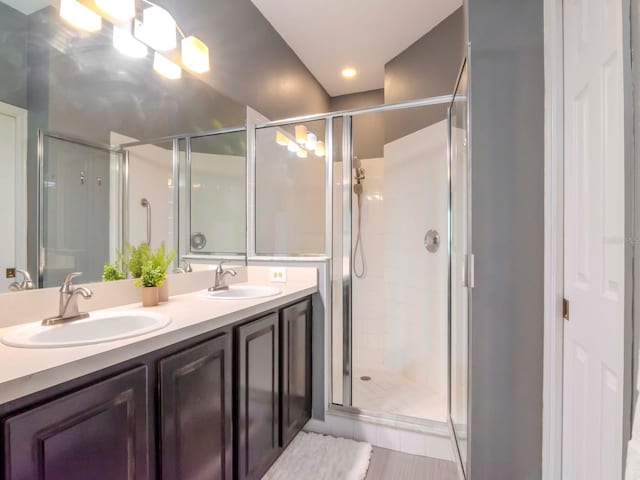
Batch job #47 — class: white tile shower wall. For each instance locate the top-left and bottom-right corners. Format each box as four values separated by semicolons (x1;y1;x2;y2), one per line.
352;158;386;372
190;151;245;253
382;120;448;396
111;133;174;251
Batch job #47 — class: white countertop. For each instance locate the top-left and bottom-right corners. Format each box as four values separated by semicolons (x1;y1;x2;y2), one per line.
0;279;317;405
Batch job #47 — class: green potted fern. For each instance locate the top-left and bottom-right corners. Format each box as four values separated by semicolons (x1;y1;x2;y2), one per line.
101;260;126;282
151;242;176;302
134;260;165;307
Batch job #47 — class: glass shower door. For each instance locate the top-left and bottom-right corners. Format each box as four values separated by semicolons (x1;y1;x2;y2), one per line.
449;59;470;477
40;132;120;287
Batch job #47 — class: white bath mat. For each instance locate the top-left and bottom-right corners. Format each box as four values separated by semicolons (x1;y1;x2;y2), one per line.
262;431;372;480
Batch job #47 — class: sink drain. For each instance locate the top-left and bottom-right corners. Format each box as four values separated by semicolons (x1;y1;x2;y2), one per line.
360;376;372;381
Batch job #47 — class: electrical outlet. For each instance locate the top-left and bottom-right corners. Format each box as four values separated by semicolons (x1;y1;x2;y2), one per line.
6;268;16;279
269;267;287;283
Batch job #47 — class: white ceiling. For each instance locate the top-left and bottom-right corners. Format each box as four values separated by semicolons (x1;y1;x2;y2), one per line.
251;0;462;97
2;0;53;15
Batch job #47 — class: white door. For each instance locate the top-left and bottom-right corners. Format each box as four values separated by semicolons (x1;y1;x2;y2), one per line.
562;0;626;478
0;103;27;292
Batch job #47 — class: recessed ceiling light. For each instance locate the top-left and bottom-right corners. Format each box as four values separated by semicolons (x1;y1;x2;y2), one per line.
342;67;357;78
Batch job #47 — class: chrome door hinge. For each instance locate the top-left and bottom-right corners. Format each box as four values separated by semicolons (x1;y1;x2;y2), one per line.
462;254;475;289
563;298;569;321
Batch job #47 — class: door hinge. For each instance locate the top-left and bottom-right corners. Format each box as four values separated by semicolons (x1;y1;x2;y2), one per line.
563;298;569;321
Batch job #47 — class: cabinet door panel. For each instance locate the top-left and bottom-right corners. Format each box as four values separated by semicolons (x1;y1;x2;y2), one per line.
159;334;232;480
3;367;149;480
237;313;280;480
281;299;312;446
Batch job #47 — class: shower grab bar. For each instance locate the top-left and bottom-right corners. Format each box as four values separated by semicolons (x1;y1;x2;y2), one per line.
141;198;151;245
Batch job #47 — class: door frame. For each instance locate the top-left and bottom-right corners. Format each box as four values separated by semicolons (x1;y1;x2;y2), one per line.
0;101;28;274
542;1;635;479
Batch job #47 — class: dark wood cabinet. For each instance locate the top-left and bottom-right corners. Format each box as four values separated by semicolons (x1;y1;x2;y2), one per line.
3;366;149;480
280;299;312;447
236;313;280;480
159;334;232;480
1;296;313;480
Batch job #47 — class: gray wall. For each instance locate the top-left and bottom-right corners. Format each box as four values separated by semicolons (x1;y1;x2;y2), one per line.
465;0;545;479
0;3;28;108
330;89;384;159
384;7;464;143
167;0;330;119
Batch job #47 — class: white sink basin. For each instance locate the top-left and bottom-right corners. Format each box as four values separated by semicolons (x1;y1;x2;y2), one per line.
1;311;171;348
202;285;282;300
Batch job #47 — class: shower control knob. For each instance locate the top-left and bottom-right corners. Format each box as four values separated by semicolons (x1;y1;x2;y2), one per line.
424;230;440;253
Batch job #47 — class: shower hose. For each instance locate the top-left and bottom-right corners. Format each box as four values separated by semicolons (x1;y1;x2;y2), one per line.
353;191;367;279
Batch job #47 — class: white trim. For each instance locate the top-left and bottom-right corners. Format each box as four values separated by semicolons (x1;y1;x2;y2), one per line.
542;1;564;479
0;101;28;272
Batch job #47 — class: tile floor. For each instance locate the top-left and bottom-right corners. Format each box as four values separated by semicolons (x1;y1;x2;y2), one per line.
352;367;447;421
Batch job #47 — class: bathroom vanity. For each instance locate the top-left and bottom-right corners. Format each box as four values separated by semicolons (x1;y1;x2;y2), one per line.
0;279;314;480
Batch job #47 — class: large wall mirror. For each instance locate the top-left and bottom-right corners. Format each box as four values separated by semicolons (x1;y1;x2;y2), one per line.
0;0;248;291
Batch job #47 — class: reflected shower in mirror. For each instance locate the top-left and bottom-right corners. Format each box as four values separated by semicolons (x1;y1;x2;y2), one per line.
189;130;246;257
0;0;247;290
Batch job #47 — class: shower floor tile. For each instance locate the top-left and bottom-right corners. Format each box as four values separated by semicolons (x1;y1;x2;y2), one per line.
352;368;446;422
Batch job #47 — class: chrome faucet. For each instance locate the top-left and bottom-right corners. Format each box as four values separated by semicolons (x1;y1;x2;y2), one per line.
8;269;35;292
173;260;193;274
209;261;237;292
42;272;93;326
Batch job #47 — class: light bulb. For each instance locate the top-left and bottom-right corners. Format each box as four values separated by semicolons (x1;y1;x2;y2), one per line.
288;140;298;152
113;25;148;58
135;6;176;52
297;147;308;159
182;36;210;74
276;131;289;146
153;52;181;80
60;0;102;32
315;141;326;157
95;0;135;22
295;125;307;144
306;132;317;151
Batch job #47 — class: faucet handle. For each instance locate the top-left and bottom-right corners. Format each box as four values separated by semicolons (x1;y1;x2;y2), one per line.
61;272;83;292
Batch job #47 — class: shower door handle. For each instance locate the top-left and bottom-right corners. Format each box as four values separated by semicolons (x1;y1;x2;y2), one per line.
141;198;151;245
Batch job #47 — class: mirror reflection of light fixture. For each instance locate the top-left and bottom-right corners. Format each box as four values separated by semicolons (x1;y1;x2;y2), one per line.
295;125;307;144
135;6;177;52
182;36;210;73
153;52;181;79
305;132;317;151
60;0;102;32
276;131;289;146
315;141;326;157
297;147;308;159
113;25;149;58
287;140;298;152
95;0;135;22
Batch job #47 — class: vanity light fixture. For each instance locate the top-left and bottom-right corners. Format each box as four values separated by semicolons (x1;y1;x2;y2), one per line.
113;25;149;58
297;147;308;159
276;131;289;146
315;141;326;157
95;0;135;22
287;140;299;153
305;132;317;151
182;36;210;74
60;0;102;32
295;125;307;145
135;5;177;52
153;52;181;79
